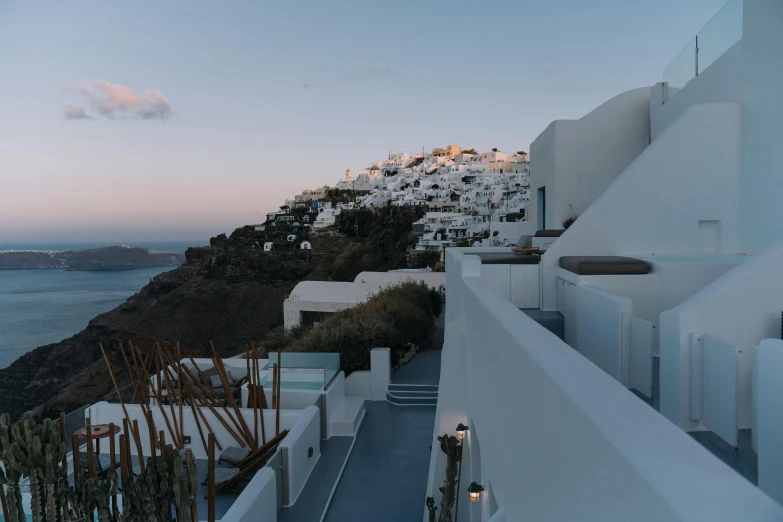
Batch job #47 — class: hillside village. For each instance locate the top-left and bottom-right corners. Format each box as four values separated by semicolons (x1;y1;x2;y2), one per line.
257;145;532;257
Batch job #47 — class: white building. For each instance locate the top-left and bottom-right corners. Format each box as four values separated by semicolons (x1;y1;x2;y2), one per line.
428;1;783;520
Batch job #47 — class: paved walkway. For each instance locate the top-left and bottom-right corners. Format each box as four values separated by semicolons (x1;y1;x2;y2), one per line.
322;350;440;522
278;436;353;522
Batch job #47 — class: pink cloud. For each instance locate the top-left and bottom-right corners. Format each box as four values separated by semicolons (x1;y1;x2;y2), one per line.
65;80;174;120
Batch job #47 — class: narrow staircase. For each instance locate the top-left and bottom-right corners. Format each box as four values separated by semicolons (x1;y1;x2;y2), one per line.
386;383;439;406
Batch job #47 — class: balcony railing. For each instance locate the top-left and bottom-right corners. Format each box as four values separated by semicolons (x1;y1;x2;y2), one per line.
663;0;743;99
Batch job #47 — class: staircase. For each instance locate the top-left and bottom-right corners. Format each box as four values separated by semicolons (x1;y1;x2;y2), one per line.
386;383;439;406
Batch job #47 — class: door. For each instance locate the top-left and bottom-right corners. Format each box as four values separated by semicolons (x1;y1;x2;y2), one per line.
537;186;546;230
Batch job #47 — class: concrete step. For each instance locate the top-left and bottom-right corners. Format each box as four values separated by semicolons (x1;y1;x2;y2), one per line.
386;394;438;406
388;383;439;393
329;397;366;436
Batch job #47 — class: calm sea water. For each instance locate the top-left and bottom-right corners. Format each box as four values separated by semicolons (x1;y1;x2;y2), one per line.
0;266;173;369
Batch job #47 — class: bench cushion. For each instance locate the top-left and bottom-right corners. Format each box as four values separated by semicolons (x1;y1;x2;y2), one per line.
534;229;565;238
478;254;540;265
559;256;650;275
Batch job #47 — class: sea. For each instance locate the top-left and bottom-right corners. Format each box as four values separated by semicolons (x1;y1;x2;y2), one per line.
0;241;204;370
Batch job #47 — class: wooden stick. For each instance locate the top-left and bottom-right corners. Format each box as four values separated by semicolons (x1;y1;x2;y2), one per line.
210;343;255;448
100;343;143;458
271;363;277;410
177;343;184;449
248;344;257;446
186;394;208;453
118;342;138;403
254;343;266;444
149;362;178;452
276;359;281;436
208;433;216;522
109;422;117;515
132;419;145;472
186;450;198;522
157;346;182;447
182;354;248;442
85;417;97;479
119;434;127;479
72;434;81;476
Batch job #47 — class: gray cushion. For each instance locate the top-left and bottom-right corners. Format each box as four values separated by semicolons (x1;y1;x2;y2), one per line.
219;446;250;465
559;256;650;275
534;229;565;238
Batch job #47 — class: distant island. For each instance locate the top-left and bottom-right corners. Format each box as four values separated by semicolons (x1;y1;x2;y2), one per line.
0;245;185;270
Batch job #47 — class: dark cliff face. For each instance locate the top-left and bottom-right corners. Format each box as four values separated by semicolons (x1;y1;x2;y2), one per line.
0;207;427;420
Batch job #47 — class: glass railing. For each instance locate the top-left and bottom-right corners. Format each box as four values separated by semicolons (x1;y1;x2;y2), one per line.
266;352;340;389
697;0;743;74
662;0;743;100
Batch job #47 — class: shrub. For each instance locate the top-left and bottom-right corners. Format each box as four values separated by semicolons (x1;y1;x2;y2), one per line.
287;281;440;373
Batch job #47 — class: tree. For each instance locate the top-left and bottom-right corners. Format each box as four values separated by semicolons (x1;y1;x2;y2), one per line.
516;150;528;156
491;147;498;152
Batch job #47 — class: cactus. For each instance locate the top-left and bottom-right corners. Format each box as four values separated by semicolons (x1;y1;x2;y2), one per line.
0;412;69;522
426;496;438;522
434;434;460;522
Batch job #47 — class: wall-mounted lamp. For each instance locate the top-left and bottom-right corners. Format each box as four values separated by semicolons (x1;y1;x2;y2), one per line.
467;482;484;503
456;423;469;441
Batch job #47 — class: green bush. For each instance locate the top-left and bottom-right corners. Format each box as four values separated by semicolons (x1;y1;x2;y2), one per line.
287;281;441;373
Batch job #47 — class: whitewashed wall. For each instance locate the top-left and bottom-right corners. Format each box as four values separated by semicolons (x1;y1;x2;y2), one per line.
279;406;321;507
576;285;632;384
529;87;651;231
426;249;783;522
660;241;783;431
220;467;277;522
88;402;302;460
539;103;743;311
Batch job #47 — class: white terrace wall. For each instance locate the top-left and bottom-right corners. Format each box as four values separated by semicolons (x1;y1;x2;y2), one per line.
540;103;743;311
87;402;303;460
529;87;651;232
220;467;277;522
659;240;783;432
429;249;783;522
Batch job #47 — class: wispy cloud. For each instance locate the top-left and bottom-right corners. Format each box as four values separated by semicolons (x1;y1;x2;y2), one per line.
64;80;174;121
369;67;394;75
545;68;562;78
302;83;311;88
63;102;91;120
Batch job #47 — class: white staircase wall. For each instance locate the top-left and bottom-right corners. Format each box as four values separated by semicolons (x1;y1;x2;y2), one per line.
540;102;743;311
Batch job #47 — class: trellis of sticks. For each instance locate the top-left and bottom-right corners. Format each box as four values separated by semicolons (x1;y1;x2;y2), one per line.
99;340;284;522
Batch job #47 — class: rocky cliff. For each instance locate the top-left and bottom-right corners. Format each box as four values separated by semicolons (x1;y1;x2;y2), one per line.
0;246;185;270
0;207;426;420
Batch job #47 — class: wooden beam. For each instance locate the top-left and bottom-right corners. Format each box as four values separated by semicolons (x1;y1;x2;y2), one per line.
208;433;216;522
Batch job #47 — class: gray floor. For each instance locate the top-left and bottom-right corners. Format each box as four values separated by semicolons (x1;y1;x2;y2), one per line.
321;350;439;522
278;437;353;522
322;401;435;522
522;308;564;340
392;350;442;385
521;309;759;485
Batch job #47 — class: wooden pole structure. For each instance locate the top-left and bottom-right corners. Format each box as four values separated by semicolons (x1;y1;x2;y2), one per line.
157;346;182;447
247;344;257;446
132;419;145;472
118;434;127;480
186;450;198;522
184;354;248;444
100;343;145;461
276;360;281;436
109;422;117;515
177;343;184;449
207;433;216;522
210;342;255;448
85;417;97;479
71;435;81;476
254;343;267;444
186;395;208;453
118;342;139;403
271;363;277;410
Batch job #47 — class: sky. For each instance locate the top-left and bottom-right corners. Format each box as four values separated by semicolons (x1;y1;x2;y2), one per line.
0;0;728;244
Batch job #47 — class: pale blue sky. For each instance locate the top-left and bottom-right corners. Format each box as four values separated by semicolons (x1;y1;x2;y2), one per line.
0;0;727;244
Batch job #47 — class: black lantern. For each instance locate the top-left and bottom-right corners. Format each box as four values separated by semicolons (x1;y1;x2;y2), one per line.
467;482;484;503
456;423;469;441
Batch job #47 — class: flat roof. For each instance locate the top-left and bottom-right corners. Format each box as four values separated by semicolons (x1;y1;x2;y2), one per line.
287;281;380;304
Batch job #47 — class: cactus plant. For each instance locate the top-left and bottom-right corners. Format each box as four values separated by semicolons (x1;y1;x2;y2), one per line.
431;434;460;522
0;412;70;522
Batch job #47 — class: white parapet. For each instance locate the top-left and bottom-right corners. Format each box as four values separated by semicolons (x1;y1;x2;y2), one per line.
370;347;391;401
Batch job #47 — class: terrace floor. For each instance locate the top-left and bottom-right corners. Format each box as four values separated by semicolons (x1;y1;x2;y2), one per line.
522;308;564;340
278;437;353;522
322;351;439;522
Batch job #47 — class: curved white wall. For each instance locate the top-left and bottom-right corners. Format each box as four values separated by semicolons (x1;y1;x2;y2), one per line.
530;87;651;231
540;102;744;310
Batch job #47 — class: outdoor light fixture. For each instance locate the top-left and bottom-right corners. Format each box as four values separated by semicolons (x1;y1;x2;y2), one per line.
467;482;484;503
456;423;468;441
